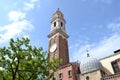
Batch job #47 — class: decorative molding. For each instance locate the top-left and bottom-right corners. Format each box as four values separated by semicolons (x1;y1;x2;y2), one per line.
101;72;120;80
49;32;67;41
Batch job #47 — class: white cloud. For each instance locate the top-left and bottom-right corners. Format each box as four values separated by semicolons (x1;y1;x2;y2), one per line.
0;10;33;44
24;0;40;11
107;18;120;32
0;0;40;44
0;20;33;43
70;33;120;62
70;18;120;62
70;43;91;62
8;11;26;22
90;33;120;58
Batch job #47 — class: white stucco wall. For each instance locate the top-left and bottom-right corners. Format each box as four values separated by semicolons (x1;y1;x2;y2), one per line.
100;53;120;74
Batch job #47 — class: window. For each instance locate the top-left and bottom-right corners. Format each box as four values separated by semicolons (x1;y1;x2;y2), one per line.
59;73;63;79
111;61;120;73
86;76;89;80
68;70;72;77
54;22;56;27
61;22;63;27
77;67;81;74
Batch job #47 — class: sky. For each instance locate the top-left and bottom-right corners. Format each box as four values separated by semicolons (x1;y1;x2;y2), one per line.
0;0;120;62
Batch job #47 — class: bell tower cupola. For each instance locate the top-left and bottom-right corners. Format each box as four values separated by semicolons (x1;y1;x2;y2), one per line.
51;8;66;32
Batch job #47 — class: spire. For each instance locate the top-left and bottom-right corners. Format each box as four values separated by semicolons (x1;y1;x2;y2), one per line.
86;49;90;57
57;8;60;11
87;53;90;57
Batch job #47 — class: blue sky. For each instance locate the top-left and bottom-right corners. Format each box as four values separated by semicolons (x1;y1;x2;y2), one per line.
0;0;120;62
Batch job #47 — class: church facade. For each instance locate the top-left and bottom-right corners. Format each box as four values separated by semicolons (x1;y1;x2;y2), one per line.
80;50;120;80
48;9;120;80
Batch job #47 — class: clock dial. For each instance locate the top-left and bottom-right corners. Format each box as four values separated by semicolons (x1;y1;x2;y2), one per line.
50;43;57;53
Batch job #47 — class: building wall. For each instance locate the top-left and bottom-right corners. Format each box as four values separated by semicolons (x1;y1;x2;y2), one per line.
100;53;120;74
101;72;120;80
109;78;120;80
80;70;102;80
48;31;69;67
102;77;120;80
117;60;120;69
54;62;80;80
59;64;74;80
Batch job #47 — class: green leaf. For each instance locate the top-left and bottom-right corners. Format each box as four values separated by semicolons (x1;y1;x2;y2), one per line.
0;37;59;80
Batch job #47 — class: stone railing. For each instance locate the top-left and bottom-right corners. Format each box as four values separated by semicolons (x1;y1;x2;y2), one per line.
101;73;120;80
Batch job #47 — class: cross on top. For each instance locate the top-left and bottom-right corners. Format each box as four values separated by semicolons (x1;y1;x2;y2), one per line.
86;49;90;57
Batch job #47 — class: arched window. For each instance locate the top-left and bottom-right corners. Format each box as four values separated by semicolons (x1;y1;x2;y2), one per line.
86;76;89;80
61;22;63;27
54;22;56;27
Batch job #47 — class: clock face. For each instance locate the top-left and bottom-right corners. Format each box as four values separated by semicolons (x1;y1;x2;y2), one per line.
50;43;57;53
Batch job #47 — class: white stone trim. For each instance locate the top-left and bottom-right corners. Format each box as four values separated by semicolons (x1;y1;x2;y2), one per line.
49;33;67;41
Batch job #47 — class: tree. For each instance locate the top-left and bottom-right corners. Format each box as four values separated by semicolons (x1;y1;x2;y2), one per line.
0;38;59;80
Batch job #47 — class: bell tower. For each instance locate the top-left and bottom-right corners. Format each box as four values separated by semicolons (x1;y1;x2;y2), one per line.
48;9;69;66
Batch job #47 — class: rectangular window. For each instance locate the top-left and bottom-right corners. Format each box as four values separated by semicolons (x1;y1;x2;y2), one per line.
59;73;63;79
54;22;56;27
68;70;72;77
111;61;120;73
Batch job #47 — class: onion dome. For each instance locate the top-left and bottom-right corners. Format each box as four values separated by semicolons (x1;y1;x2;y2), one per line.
80;54;103;74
